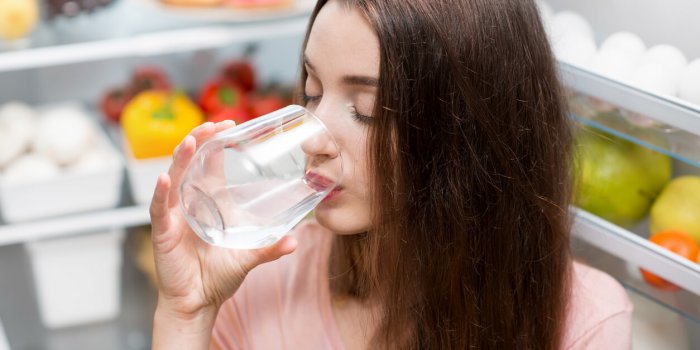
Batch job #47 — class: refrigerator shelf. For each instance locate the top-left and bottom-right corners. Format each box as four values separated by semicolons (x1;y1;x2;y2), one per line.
571;111;700;170
0;205;150;246
573;234;700;349
560;62;700;137
0;17;308;73
572;208;700;302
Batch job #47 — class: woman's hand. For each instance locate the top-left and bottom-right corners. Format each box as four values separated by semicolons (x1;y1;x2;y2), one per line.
150;121;297;349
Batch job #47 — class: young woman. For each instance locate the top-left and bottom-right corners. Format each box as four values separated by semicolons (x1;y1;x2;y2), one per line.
150;0;632;349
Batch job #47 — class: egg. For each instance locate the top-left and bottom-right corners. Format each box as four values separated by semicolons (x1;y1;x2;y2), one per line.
588;50;634;82
586;96;617;114
0;128;25;168
629;61;677;96
33;106;96;166
0;101;36;155
2;153;60;185
69;148;114;174
676;58;700;106
599;31;646;64
640;45;687;80
550;11;594;45
553;33;597;67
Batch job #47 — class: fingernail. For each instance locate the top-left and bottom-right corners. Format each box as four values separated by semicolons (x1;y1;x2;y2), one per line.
184;135;195;147
193;122;213;133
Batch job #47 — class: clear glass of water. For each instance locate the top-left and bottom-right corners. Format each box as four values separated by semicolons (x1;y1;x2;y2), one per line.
179;105;342;249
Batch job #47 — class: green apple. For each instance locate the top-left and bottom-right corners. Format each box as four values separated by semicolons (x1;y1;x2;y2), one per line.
650;176;700;244
574;129;672;227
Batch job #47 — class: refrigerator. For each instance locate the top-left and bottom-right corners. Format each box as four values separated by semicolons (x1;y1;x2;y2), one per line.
0;0;698;348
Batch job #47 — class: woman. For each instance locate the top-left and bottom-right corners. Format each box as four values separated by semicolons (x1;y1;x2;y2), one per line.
150;0;632;349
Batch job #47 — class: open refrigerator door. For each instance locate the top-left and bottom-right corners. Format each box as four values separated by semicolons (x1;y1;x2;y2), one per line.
0;317;9;350
545;0;700;348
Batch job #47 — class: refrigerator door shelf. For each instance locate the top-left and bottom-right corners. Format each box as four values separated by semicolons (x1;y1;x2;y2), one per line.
573;233;700;349
562;63;700;170
573;208;700;321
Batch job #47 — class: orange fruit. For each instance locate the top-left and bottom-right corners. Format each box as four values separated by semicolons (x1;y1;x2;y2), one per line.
640;230;699;291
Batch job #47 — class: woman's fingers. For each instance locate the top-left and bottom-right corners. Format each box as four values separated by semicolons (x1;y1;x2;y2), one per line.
214;120;236;133
150;173;172;239
191;122;217;145
204;120;237;187
167;135;196;208
151;174;185;255
240;236;298;274
167;120;236;206
163;120;238;221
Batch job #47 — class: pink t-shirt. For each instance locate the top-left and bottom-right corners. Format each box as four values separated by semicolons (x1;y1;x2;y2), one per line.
212;220;633;349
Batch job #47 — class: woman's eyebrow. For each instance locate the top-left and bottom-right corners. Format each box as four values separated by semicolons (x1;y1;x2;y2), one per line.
304;53;378;87
342;75;378;87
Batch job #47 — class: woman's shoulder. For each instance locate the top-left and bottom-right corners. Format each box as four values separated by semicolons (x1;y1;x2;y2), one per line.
563;262;633;349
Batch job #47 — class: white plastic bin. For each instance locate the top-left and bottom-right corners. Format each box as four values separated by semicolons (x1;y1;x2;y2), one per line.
0;104;124;223
25;230;125;329
120;129;172;205
126;154;171;205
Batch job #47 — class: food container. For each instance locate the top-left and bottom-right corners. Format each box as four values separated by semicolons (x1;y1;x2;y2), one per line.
24;230;125;329
123;141;171;205
0;103;124;222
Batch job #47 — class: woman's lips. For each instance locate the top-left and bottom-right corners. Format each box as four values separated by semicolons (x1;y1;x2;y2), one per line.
322;187;342;202
304;172;342;202
304;172;337;191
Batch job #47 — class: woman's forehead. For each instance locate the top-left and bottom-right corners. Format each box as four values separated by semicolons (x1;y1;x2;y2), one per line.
305;0;380;80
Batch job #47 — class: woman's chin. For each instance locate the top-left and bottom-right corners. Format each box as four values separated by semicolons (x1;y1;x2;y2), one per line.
313;205;369;235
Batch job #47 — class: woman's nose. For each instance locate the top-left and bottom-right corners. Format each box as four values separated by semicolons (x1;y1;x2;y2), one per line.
300;110;340;159
300;128;339;159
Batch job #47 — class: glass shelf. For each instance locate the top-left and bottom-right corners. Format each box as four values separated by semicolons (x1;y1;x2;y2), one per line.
0;204;150;246
561;62;700;171
570;111;700;170
560;63;700;136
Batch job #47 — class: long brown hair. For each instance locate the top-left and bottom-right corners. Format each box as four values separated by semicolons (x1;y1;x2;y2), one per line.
300;0;573;348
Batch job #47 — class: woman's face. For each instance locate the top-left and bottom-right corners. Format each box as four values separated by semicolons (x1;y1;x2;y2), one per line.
304;0;379;235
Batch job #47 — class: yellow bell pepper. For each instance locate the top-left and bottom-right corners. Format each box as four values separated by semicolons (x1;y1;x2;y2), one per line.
122;91;204;159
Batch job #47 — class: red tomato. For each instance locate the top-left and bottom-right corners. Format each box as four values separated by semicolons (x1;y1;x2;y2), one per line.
198;79;249;116
130;66;171;94
100;87;132;123
640;230;699;291
222;59;256;93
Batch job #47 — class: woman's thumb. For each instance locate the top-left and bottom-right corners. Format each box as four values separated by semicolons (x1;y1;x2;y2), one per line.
245;236;298;271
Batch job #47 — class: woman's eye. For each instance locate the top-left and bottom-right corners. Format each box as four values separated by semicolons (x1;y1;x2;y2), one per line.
351;107;373;124
300;92;321;105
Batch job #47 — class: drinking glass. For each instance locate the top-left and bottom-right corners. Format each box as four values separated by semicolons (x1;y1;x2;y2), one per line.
179;105;342;249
